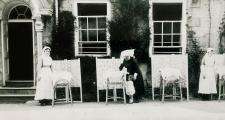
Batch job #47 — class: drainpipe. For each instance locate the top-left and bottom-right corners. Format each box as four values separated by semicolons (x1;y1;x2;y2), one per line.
208;0;212;47
55;0;59;25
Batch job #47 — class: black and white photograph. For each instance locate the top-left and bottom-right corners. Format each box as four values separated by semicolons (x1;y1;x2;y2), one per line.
0;0;225;119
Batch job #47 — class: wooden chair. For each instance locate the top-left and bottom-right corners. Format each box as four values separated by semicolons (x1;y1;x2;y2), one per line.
105;72;126;104
218;75;225;101
52;60;73;107
161;78;183;102
160;68;184;102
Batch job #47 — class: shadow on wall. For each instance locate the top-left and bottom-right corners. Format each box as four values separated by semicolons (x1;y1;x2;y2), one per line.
136;58;152;93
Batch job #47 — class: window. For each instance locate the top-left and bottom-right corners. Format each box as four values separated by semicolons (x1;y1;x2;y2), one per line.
9;5;32;19
192;0;198;4
152;3;182;54
76;3;108;56
191;0;201;7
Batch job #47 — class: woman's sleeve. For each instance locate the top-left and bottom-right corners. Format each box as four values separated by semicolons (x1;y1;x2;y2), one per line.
133;59;140;73
200;56;205;75
119;60;125;71
50;57;54;72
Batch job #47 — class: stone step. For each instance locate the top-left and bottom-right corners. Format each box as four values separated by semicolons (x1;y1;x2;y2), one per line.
0;87;35;95
0;94;35;97
0;86;35;103
0;94;35;103
0;87;82;103
5;81;34;87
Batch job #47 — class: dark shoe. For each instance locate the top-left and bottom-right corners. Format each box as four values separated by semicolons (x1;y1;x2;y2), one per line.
40;102;46;106
46;100;52;105
133;100;139;103
39;99;49;106
39;100;43;106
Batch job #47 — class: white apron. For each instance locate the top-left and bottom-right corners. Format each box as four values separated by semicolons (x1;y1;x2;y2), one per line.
34;55;54;100
198;55;217;94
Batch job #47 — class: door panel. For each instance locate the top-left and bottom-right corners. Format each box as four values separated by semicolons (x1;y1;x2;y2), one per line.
80;57;97;102
8;22;33;80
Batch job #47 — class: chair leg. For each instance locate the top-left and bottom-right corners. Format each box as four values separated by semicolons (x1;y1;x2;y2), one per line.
106;84;109;105
173;84;175;100
69;86;73;104
180;83;183;101
113;86;117;102
65;86;69;103
220;81;225;97
54;87;57;99
186;81;189;101
80;87;83;102
162;80;165;102
123;84;126;104
97;89;100;103
174;84;177;100
115;88;118;102
152;86;155;101
218;80;221;101
52;87;55;107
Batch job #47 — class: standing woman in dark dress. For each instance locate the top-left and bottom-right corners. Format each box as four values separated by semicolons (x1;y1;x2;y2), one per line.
119;55;145;103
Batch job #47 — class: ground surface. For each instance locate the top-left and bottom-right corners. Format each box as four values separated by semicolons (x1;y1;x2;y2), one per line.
0;100;225;120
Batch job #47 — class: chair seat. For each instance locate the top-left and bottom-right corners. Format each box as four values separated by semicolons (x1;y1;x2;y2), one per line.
107;82;123;85
107;96;126;99
55;83;69;86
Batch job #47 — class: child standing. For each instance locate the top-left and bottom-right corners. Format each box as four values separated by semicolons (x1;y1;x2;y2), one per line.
119;55;144;103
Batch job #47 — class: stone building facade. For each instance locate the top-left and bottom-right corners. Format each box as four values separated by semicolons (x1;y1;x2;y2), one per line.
188;0;225;50
0;0;224;101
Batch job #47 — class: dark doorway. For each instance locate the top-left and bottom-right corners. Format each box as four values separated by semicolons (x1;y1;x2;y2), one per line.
8;22;33;80
80;57;97;102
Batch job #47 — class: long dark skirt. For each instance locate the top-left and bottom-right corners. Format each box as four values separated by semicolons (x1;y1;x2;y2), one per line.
133;75;145;101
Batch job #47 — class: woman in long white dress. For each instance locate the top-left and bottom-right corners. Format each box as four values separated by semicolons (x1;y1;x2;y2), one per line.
34;46;54;106
198;48;217;100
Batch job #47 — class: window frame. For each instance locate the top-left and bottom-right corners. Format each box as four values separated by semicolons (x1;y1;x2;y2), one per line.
149;0;187;55
73;0;111;57
153;21;182;47
8;5;32;20
77;16;107;42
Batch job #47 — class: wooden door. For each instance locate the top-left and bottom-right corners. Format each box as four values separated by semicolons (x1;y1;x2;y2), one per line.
80;57;97;102
8;22;33;80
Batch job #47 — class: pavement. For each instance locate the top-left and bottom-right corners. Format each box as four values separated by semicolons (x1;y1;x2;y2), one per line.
0;100;225;120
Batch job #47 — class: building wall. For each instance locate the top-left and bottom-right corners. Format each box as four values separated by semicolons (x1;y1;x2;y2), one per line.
59;0;225;53
0;0;224;87
188;0;225;51
42;16;52;45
